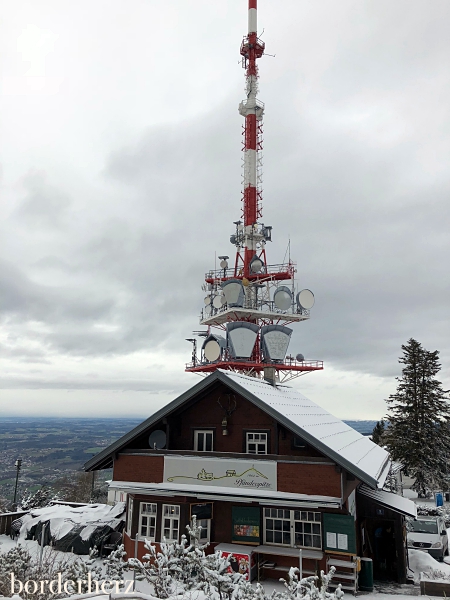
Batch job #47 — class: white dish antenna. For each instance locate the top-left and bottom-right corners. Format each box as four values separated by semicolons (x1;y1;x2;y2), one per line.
221;279;245;307
261;325;293;362
204;340;221;361
204;305;212;316
220;259;228;269
274;286;292;311
149;430;166;449
213;295;223;309
204;296;211;305
227;322;259;358
297;289;315;310
250;255;264;273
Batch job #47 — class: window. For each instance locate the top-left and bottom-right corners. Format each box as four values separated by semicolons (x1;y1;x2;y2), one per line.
139;503;157;540
246;432;268;454
197;519;211;543
127;497;133;536
264;508;321;549
162;504;180;542
194;430;214;451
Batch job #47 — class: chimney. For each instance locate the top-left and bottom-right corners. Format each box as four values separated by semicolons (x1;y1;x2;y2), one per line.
263;367;277;386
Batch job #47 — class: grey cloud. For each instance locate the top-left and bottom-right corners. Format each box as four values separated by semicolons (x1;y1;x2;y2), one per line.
15;171;72;226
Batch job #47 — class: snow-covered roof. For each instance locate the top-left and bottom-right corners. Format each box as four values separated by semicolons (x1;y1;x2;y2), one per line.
109;480;342;509
358;485;417;518
221;371;391;489
19;502;126;541
85;369;390;489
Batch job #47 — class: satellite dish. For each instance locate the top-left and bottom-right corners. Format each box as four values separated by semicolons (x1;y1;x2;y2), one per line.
204;340;221;361
296;353;305;362
220;259;228;269
227;322;259;358
221;295;227;305
149;430;166;449
297;289;315;310
204;296;211;305
204;305;212;316
221;279;245;307
261;325;293;362
250;255;264;273
274;286;292;311
213;295;223;309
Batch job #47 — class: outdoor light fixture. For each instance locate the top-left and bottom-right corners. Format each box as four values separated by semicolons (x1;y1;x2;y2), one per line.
221;417;228;435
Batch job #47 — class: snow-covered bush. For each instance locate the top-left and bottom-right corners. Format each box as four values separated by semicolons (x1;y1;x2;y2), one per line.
416;504;450;527
280;566;343;600
104;543;128;585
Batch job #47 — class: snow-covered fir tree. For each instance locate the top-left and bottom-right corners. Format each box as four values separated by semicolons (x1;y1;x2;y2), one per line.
103;543;128;586
371;420;386;446
384;338;450;497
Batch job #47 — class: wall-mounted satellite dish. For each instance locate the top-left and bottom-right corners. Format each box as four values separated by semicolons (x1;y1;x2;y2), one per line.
297;289;315;310
221;279;245;307
261;324;293;362
273;286;292;311
250;255;264;273
149;430;166;449
227;322;259;358
213;295;223;309
296;353;305;362
202;334;226;362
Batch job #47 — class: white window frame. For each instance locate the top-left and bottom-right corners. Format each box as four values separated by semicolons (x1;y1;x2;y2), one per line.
263;508;321;549
197;518;211;543
162;504;180;542
127;497;133;536
246;431;268;454
139;503;157;540
194;429;214;452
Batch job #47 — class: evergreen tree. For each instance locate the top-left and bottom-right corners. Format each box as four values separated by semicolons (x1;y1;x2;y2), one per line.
384;338;450;497
371;420;386;446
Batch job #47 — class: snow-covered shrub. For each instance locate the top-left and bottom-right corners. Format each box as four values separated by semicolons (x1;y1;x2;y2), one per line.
280;565;343;600
103;543;128;585
416;504;450;528
0;545;32;594
64;547;103;595
421;569;450;581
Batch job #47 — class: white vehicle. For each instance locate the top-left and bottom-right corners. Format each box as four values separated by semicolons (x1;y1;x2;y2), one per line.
407;516;449;561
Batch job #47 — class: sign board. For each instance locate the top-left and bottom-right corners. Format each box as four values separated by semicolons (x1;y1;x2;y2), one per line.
323;513;357;554
164;456;277;491
232;506;261;544
190;503;213;520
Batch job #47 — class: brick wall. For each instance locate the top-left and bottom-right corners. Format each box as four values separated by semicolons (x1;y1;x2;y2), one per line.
277;462;341;496
113;454;164;483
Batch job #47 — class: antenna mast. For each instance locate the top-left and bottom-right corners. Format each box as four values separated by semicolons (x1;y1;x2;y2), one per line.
185;0;323;383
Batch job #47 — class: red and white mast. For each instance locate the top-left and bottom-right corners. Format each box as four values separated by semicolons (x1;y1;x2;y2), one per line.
239;0;265;278
186;0;322;383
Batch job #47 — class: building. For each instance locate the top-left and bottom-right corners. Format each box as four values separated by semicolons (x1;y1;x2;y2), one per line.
84;369;416;585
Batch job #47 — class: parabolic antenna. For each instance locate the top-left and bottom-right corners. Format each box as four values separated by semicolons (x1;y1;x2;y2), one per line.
213;295;223;309
204;296;211;305
227;322;259;358
204;340;221;361
261;325;293;362
149;430;166;449
296;353;305;362
204;305;212;316
273;286;292;311
222;279;245;307
220;259;228;269
297;289;315;310
250;255;264;273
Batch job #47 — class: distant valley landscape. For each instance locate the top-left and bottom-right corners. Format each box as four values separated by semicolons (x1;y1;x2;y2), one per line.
0;417;376;501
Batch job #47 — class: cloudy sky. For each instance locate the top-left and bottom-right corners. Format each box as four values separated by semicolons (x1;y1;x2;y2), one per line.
1;0;449;420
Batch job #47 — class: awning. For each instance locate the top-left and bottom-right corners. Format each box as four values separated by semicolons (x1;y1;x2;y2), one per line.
358;485;417;518
110;480;341;509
